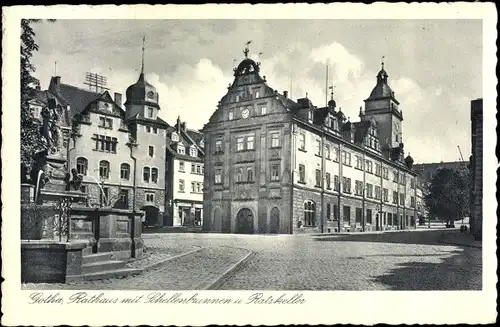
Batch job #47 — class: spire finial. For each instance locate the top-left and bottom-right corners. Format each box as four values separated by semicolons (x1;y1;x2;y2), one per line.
244;40;252;58
329;85;334;100
141;35;146;75
381;55;385;70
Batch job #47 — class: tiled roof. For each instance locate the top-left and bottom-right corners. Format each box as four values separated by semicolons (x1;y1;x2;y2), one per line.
53;83;101;117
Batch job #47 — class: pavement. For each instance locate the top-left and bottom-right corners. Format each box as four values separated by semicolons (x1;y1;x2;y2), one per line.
23;229;482;291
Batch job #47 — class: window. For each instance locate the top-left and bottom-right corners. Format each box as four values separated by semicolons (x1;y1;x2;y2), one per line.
393;191;398;204
334;175;340;191
333;204;339;220
237;168;244;182
343;177;351;193
308;110;313;122
177;144;185;155
148;146;154;157
236;137;244;151
146;126;151;133
355;180;363;196
179;180;185;192
190;147;197;157
215;140;223;153
196;165;201;174
315;169;321;187
255;91;260;99
118;189;129;209
383;167;389;180
375;186;381;200
387;213;393;226
228;111;234;120
99;161;110;179
343;206;351;225
171;132;179;142
93;134;117;153
326;173;331;189
76;157;88;175
315;140;321;156
393;170;399;182
215;169;222;184
261;106;267;115
151;168;158;183
298;133;306;150
342;151;351;166
191;182;196;193
147;107;154;118
179;161;185;172
333;148;339;162
271;164;280;181
355;156;363;169
153;127;158;134
304;201;316;226
366;209;373;225
366;183;373;198
326;204;331;220
365;160;373;173
400;193;405;206
145;192;155;203
235;95;240;102
325;145;330;159
271;133;280;148
197;183;201;193
143;167;150;182
120;163;130;180
399;174;406;185
355;208;362;224
410;177;415;188
247;167;254;182
393;214;399;226
375;163;382;176
246;136;254;150
191;163;196;173
298;164;305;183
98;116;113;129
411;196;416;208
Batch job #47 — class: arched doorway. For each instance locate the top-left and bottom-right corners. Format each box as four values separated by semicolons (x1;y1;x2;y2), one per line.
270;207;280;234
142;205;159;227
236;208;254;234
213;207;222;232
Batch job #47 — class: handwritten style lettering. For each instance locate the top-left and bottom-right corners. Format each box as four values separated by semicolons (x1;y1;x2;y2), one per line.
246;293;305;304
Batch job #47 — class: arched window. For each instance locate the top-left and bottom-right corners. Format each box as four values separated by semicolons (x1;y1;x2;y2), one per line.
151;167;158;183
120;163;130;180
143;167;150;182
99;160;110;179
76;157;88;175
304;200;316;226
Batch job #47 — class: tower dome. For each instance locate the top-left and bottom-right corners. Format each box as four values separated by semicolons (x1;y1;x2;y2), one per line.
367;59;395;100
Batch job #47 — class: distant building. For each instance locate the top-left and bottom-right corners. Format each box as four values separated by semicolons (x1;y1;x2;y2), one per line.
202;48;418;234
470;98;482;241
164;116;205;227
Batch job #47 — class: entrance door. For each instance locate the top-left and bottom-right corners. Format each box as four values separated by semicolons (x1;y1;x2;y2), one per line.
376;214;380;231
236;208;254;234
143;206;159;227
269;207;280;234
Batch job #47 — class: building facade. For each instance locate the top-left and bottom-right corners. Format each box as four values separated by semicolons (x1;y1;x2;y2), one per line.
470;98;483;241
202;49;418;234
164;116;205;227
34;66;169;226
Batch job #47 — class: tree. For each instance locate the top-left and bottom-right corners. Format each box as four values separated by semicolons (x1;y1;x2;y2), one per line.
20;19;54;183
425;167;470;226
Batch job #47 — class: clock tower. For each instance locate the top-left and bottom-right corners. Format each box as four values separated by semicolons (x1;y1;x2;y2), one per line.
361;58;404;151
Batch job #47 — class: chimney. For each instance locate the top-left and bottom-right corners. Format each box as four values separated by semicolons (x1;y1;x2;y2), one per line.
49;76;61;94
181;122;186;132
283;91;288;99
176;116;181;134
114;92;122;107
54;76;61;85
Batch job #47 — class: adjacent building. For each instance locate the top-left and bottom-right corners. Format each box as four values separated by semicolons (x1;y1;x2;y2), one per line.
164;117;205;227
202;48;418;234
470;98;483;241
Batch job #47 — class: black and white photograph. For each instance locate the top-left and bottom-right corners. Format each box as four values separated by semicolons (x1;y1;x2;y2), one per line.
2;3;497;326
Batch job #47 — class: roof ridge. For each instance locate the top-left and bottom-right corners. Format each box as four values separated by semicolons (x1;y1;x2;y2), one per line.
60;83;102;95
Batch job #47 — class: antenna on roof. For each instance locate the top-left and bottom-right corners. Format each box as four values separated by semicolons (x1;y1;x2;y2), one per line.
54;61;57;76
84;72;109;93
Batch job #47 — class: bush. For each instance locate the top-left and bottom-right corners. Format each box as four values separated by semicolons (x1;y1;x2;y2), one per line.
21;203;57;240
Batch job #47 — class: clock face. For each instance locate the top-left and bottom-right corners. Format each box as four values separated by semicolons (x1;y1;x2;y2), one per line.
242;108;250;119
147;91;155;99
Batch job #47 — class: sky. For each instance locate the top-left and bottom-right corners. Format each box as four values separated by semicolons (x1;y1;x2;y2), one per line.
30;19;482;164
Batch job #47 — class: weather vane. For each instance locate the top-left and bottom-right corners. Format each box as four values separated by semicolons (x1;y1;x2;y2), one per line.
381;55;385;69
244;40;252;58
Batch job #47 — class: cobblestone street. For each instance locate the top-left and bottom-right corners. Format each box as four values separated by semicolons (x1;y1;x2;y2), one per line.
24;232;482;291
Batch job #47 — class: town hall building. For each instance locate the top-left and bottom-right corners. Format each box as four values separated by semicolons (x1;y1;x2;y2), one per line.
202;46;418;234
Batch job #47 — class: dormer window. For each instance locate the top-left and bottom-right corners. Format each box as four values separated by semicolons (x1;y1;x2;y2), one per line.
308;110;313;122
255;91;260;99
171;132;179;142
235;95;240;102
199;139;204;148
190;146;198;157
177;143;185;155
228;111;234;120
